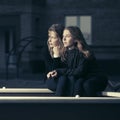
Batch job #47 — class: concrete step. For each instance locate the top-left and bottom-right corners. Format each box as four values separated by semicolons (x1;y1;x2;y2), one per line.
101;91;120;97
0;88;54;96
0;96;120;120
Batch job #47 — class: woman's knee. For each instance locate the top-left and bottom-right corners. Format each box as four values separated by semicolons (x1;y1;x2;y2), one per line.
83;80;93;89
46;78;57;91
57;76;67;87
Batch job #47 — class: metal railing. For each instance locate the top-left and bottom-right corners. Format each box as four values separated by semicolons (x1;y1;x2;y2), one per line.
6;36;45;80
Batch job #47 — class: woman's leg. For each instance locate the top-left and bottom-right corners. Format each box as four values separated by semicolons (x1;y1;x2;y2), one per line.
68;76;84;96
46;78;57;92
83;76;108;97
74;78;84;96
55;76;67;96
67;76;74;96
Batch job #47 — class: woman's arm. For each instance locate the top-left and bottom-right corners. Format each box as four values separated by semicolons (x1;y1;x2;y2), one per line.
65;58;88;78
56;53;88;78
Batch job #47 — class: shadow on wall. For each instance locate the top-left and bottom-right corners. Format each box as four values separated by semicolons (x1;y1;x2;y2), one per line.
29;60;45;73
98;59;120;75
29;59;120;75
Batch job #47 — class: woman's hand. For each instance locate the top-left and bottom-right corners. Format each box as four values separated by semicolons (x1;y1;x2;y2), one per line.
47;70;58;79
51;70;57;77
47;72;52;79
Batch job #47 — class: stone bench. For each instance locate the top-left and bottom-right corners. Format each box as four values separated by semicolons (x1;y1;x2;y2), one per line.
101;91;120;97
0;88;54;96
1;88;120;97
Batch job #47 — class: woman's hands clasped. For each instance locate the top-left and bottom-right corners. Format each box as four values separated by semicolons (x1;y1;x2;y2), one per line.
47;70;57;79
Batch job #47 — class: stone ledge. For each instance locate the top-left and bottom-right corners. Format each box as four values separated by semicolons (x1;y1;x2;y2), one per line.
0;96;120;103
101;91;120;97
0;88;53;93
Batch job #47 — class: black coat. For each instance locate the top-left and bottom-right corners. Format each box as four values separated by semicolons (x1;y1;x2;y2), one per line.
56;48;106;80
46;48;108;96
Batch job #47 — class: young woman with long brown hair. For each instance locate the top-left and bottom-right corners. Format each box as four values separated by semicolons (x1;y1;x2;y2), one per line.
52;26;108;97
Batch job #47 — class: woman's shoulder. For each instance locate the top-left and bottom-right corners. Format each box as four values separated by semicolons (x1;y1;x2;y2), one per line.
81;49;96;60
73;48;85;57
87;51;96;60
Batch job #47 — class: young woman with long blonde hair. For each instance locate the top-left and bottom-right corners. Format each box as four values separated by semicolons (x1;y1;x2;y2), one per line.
46;24;68;96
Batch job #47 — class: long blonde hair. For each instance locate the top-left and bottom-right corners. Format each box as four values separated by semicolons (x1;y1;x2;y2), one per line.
47;24;64;58
61;26;91;60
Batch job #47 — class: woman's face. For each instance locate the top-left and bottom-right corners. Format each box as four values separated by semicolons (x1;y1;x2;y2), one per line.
62;29;74;48
48;31;59;48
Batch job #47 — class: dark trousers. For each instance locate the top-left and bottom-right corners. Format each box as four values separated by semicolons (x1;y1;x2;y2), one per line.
46;75;108;97
68;76;84;96
46;76;67;96
66;75;108;97
46;76;84;96
83;75;108;97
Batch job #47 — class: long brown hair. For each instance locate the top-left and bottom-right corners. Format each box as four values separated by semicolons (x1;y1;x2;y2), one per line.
61;26;91;60
47;24;64;58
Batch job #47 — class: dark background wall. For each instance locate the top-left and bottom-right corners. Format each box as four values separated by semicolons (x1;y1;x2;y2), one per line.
0;0;120;81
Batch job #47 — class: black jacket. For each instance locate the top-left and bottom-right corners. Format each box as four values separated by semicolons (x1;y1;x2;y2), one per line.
56;48;105;79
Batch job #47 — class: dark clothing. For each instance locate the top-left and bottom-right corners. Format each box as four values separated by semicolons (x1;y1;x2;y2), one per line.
83;75;108;96
67;76;84;96
57;49;104;78
55;48;108;97
46;76;67;96
45;51;67;96
46;48;108;97
46;75;80;96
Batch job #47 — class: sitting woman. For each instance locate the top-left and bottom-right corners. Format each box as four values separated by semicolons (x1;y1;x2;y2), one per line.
51;26;108;97
46;24;67;96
